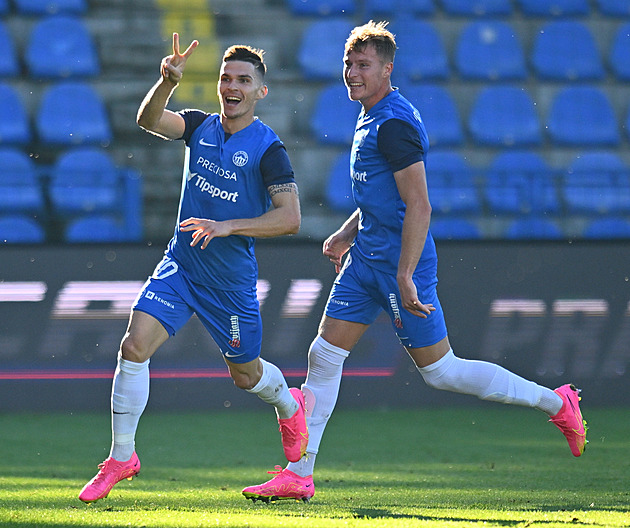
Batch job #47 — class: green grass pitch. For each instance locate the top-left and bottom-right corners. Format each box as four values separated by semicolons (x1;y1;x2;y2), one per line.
1;407;628;527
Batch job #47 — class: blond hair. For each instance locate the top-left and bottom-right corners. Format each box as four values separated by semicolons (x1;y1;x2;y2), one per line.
345;20;396;63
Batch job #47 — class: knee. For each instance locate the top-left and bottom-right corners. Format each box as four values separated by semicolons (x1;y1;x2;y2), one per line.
120;334;151;363
231;371;257;390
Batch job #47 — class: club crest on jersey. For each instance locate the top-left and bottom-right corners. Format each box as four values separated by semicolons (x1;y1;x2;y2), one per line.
229;315;241;348
232;151;248;167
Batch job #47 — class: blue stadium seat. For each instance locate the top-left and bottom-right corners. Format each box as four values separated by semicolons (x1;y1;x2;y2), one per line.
609;23;630;81
286;0;356;16
325;151;355;214
0;0;8;15
427;151;481;215
583;218;630;239
310;84;359;145
531;21;603;81
36;81;112;146
402;84;463;147
484;151;559;215
0;148;45;216
468;86;541;147
505;217;564;240
13;0;86;14
298;18;353;81
64;215;130;243
441;0;512;16
49;148;120;217
364;0;435;16
547;87;619;147
0;215;46;244
455;21;526;81
0;21;19;77
389;20;449;81
0;84;32;145
26;15;99;79
516;0;590;16
429;218;481;240
563;152;630;215
594;0;630;16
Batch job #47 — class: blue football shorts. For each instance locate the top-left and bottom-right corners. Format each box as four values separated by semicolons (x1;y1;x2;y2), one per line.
132;256;262;364
324;252;448;349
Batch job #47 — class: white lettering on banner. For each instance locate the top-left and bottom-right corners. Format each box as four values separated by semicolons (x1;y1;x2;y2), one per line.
51;281;146;319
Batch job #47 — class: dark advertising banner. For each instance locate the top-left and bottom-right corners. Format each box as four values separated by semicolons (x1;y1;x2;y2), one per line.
1;240;629;410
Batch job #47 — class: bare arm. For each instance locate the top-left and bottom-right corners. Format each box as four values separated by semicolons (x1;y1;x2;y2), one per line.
322;208;360;273
179;182;301;249
394;161;435;318
136;33;198;140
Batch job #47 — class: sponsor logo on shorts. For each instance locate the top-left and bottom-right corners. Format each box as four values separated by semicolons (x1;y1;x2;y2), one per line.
228;315;241;348
144;290;175;310
330;299;349;307
389;293;403;328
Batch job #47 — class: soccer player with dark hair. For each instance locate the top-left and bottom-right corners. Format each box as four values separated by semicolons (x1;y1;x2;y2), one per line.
78;34;307;503
243;21;587;504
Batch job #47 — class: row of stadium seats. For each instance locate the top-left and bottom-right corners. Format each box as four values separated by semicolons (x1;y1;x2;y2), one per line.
0;81;111;146
0;147;142;243
0;16;98;79
298;18;630;82
0;0;85;15
285;0;630;17
311;83;628;148
326;150;630;217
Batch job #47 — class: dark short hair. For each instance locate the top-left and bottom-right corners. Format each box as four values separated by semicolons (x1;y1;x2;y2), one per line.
345;20;396;63
223;45;266;79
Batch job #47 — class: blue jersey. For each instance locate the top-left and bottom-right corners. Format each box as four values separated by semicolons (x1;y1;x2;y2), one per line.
165;113;290;290
350;89;437;277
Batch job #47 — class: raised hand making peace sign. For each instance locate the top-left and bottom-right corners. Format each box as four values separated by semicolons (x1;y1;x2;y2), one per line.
160;32;199;85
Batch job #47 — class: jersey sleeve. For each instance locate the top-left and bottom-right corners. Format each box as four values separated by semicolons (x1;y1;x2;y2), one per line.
260;141;296;188
177;109;210;143
377;118;425;173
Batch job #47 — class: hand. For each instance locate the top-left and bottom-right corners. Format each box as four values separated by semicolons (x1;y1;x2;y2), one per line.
161;32;198;85
323;232;352;273
179;217;232;249
397;276;436;319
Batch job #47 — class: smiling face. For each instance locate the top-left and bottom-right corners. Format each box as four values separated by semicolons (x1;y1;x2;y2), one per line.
217;59;267;133
343;43;393;112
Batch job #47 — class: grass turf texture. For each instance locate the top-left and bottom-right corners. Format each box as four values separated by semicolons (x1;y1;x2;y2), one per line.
1;407;628;527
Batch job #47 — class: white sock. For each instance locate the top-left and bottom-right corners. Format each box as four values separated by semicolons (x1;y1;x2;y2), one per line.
110;356;150;461
247;358;298;419
286;336;349;477
417;349;563;414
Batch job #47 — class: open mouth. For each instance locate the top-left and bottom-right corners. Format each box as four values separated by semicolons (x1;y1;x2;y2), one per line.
225;95;241;107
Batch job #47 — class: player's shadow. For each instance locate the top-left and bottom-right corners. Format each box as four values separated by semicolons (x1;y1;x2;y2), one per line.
352;508;562;525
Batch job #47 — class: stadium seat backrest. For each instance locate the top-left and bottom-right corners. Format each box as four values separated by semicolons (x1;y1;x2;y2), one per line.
531;21;603;81
13;0;86;15
0;21;19;77
402;84;463;146
64;215;129;243
0;148;45;214
390;20;449;81
547;87;619;146
506;217;563;240
441;0;513;16
298;19;353;81
610;23;630;81
36;82;112;145
485;151;558;214
429;218;481;240
468;85;541;147
427;151;480;214
583;218;630;239
0;215;46;243
50;148;119;215
286;0;356;16
26;15;99;79
0;84;31;145
455;21;526;81
310;84;360;145
594;0;630;17
364;0;435;16
516;0;590;16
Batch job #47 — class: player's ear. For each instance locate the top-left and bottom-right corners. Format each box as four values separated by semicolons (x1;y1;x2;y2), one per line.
257;84;268;100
